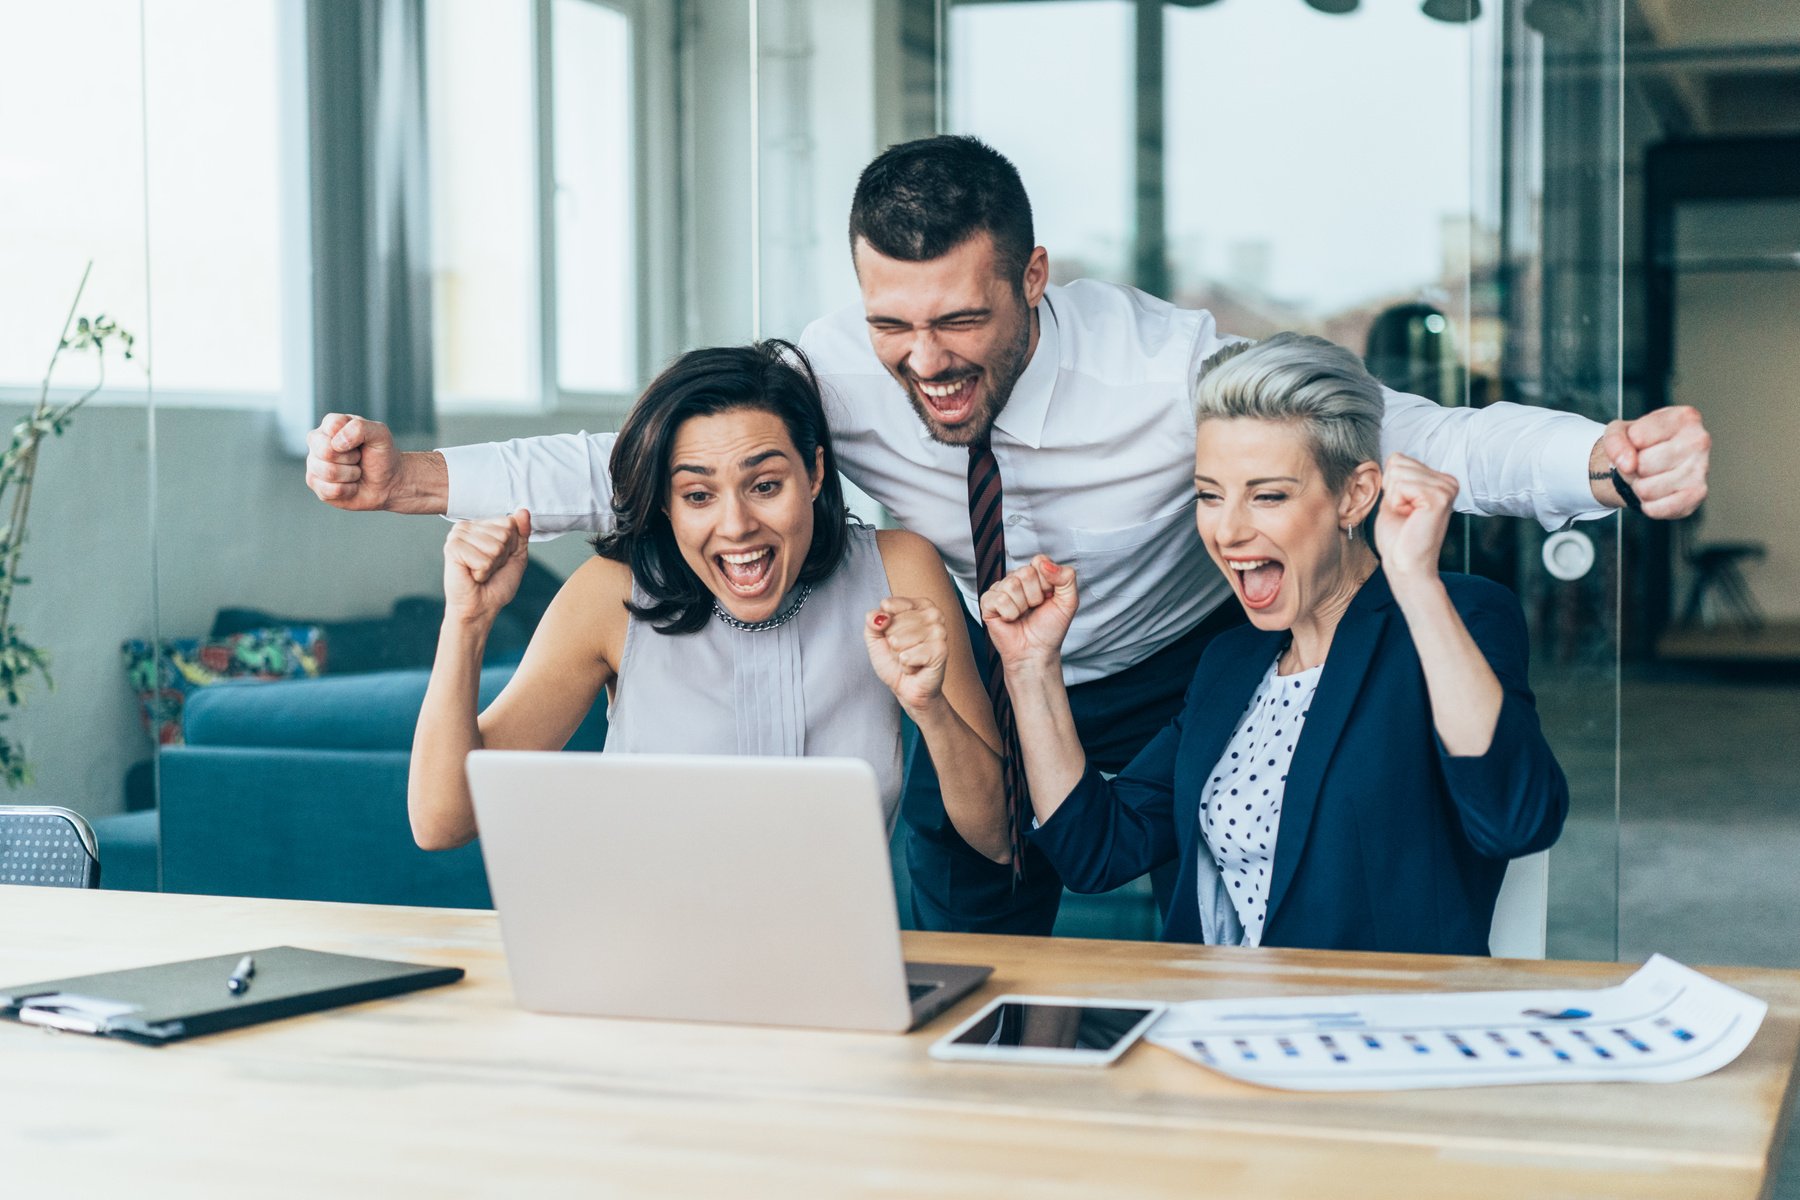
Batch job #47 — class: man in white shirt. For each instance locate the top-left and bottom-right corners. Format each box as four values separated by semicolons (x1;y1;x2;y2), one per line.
306;136;1711;937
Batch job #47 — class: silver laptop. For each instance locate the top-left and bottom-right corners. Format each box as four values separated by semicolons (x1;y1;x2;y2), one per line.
465;751;992;1033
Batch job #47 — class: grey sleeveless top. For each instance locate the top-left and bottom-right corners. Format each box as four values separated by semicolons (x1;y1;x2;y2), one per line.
603;524;904;828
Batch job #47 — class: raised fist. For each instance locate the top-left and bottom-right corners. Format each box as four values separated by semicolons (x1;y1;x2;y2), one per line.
979;555;1078;671
306;413;399;511
443;509;531;625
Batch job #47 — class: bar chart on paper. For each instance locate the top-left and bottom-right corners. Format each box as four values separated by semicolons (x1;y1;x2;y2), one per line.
1147;955;1766;1091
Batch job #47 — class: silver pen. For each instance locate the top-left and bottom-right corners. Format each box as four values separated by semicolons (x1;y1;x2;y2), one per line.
226;955;256;995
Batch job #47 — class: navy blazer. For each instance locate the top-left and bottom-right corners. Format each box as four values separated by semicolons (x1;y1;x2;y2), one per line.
1030;570;1569;956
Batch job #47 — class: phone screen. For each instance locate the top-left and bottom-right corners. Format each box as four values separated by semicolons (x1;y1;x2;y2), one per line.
948;1002;1156;1052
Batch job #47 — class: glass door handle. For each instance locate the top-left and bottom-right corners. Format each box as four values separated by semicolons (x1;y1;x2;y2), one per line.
1542;530;1597;581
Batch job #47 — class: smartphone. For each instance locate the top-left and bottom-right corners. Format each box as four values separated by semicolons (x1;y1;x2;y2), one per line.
928;994;1167;1066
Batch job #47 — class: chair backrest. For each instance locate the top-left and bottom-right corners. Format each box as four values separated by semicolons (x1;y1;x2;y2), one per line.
1489;851;1549;959
0;805;101;888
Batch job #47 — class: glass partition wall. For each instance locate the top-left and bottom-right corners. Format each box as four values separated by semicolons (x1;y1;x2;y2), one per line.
0;4;156;842
80;0;1645;954
132;0;732;902
1623;14;1800;971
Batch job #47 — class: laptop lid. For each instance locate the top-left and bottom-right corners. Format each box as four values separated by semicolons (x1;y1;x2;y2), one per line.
466;751;918;1033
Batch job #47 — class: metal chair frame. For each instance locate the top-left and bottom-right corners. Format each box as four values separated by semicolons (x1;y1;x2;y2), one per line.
0;804;101;888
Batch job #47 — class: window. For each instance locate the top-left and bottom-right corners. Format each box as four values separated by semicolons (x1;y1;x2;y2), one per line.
0;0;283;403
1161;3;1487;337
427;0;639;412
949;2;1134;286
5;1;661;414
553;0;636;395
948;0;1500;364
427;0;539;407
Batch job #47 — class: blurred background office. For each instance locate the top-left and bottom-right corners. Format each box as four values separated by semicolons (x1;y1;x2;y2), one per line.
1;1;1796;970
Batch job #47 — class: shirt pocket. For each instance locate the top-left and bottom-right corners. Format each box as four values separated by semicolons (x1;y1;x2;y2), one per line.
1072;515;1179;554
1068;504;1197;589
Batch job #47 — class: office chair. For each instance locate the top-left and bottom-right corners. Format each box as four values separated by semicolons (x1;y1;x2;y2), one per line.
1677;511;1767;632
1489;851;1548;959
0;805;101;888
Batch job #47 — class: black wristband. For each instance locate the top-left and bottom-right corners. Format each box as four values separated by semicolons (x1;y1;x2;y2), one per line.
1610;467;1644;514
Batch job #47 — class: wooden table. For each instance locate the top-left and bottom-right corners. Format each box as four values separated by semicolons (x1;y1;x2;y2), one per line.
3;887;1797;1198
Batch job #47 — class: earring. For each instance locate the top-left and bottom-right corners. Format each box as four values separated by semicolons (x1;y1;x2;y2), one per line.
1343;523;1356;542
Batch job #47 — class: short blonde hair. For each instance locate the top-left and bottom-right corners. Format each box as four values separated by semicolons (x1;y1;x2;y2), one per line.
1192;332;1384;492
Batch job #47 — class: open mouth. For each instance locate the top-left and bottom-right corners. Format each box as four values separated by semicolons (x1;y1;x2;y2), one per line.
913;373;981;425
1226;557;1285;611
715;547;776;598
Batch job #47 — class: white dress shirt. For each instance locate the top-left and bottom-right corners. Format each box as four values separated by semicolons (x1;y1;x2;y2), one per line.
442;280;1607;685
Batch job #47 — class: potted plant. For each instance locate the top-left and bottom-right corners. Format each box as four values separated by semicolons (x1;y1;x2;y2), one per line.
0;262;137;786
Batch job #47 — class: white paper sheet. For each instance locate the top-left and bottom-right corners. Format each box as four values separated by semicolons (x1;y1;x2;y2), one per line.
1147;955;1766;1091
15;992;144;1034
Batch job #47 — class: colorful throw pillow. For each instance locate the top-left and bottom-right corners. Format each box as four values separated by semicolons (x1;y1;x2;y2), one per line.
122;625;327;745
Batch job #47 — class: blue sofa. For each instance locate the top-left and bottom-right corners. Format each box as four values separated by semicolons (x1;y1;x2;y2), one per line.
96;662;1155;938
134;665;607;907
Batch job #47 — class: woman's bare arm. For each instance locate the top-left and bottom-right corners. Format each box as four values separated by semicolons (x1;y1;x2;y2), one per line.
409;520;624;849
872;530;1010;862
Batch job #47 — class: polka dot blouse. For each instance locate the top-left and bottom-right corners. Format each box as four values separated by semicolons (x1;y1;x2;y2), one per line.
1200;653;1321;947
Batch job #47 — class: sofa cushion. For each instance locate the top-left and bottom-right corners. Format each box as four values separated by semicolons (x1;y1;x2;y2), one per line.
158;747;493;907
210;560;564;674
184;664;503;751
182;663;608;753
91;809;161;892
123;625;328;745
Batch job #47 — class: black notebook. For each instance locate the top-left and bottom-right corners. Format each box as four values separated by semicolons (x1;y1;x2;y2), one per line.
0;946;464;1045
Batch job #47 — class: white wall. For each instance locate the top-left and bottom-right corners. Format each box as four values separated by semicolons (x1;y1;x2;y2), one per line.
7;403;605;821
1673;270;1800;620
4;404;154;819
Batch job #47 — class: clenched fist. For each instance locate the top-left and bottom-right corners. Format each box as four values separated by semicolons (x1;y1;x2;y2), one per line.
864;596;954;716
1374;453;1458;588
443;509;531;625
307;413;399;510
979;555;1078;671
1598;406;1710;520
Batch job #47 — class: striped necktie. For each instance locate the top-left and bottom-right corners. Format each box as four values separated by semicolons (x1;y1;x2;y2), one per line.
967;436;1028;881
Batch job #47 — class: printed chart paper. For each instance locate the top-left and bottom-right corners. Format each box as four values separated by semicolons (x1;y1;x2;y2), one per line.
1147;955;1765;1091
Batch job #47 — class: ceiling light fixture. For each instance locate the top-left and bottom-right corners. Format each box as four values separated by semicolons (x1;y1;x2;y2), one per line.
1421;0;1481;22
1523;0;1591;39
1302;0;1361;15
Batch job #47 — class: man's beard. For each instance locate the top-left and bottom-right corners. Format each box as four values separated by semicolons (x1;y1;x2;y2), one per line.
904;309;1034;447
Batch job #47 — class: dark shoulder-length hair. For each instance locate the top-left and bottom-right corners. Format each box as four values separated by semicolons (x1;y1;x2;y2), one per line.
592;340;853;635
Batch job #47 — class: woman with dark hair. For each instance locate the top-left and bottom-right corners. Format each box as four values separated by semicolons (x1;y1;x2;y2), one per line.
408;341;1008;861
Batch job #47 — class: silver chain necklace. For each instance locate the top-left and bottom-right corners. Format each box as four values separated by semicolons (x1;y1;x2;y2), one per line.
712;582;813;633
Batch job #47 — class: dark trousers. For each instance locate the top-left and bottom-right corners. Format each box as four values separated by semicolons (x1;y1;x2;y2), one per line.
901;601;1247;936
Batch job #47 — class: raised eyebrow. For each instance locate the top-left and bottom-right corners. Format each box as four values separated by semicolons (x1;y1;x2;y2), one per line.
671;463;713;478
740;449;789;471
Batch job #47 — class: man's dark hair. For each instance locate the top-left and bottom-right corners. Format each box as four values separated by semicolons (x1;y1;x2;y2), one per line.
593;341;852;635
848;135;1035;292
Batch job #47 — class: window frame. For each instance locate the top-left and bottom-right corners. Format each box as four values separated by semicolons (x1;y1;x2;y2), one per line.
0;0;295;416
434;0;673;422
1;0;675;425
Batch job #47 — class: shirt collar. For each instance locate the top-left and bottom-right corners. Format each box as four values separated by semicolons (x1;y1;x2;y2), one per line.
992;289;1060;450
917;287;1060;450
